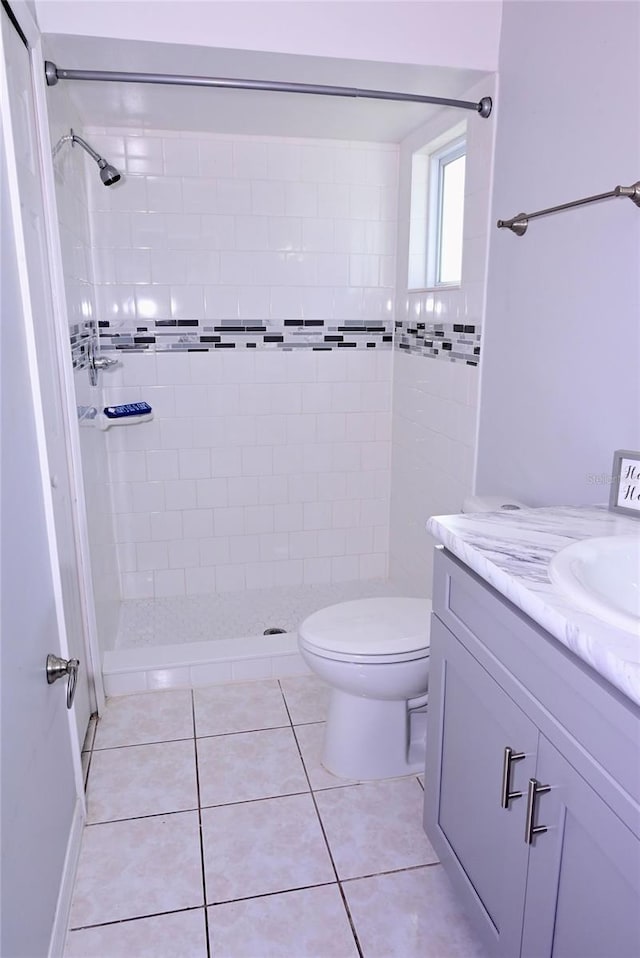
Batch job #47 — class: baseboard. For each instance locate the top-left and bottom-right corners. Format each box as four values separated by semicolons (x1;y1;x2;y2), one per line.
102;631;311;696
48;797;85;958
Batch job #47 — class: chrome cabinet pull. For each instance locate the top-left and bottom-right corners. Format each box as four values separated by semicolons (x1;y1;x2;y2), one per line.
500;746;526;808
46;654;80;709
524;778;551;844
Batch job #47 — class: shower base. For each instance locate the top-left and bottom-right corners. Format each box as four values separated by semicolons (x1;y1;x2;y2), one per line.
103;579;411;696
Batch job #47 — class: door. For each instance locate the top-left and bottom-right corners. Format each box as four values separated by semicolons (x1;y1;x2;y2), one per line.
1;1;92;747
424;616;538;957
1;27;80;958
521;735;640;958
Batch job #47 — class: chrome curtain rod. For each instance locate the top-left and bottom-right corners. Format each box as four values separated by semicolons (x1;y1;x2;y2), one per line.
497;181;640;236
44;60;493;118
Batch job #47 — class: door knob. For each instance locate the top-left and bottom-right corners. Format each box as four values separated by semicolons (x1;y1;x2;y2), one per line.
46;654;80;709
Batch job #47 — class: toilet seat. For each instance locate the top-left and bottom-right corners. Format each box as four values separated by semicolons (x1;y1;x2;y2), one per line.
299;597;431;663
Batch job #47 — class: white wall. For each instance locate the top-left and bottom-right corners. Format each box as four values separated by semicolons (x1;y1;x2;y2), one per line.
35;1;502;72
476;0;640;506
389;77;495;594
48;88;121;655
86;128;396;599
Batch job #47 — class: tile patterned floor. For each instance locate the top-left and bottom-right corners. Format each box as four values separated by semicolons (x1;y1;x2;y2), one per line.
71;675;485;957
117;580;412;649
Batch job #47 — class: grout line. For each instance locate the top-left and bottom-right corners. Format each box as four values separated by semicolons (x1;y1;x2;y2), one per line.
340;861;441;884
85;807;201;827
281;683;364;958
92;735;195;751
208;880;338;909
191;690;212;958
195;723;292;740
69;905;206;933
81;712;99;791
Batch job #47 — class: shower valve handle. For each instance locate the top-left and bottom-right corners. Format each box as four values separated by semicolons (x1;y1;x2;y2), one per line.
92;356;118;370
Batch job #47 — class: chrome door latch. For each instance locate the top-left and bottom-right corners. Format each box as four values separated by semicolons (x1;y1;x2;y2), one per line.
46;654;80;709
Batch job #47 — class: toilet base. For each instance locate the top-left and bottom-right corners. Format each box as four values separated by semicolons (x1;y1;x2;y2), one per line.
322;688;426;781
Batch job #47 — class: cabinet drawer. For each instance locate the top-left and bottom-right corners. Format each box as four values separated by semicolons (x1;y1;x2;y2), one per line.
432;548;640;828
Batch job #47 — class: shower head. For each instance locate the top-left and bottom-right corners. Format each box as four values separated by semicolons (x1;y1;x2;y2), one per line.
53;129;122;186
98;159;121;186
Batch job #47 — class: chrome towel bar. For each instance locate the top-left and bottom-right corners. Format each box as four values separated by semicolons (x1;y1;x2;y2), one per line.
497;181;640;236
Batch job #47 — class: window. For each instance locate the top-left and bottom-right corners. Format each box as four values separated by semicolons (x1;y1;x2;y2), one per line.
408;127;467;290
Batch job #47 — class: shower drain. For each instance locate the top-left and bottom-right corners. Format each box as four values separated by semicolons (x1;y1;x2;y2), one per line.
263;627;287;635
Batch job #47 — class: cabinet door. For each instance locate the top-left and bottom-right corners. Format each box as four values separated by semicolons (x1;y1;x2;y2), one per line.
424;616;539;957
521;735;640;958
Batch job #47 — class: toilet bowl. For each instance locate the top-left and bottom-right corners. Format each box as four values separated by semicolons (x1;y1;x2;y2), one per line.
298;597;432;780
298;496;528;781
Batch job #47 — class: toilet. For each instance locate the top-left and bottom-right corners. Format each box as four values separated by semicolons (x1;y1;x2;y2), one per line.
298;495;527;781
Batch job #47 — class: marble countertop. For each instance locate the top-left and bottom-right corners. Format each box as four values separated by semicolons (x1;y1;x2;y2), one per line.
427;505;640;707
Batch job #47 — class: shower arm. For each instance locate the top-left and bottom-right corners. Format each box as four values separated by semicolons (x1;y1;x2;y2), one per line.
69;131;104;165
51;129;104;164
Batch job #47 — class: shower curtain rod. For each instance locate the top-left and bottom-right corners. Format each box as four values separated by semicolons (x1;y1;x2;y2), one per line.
44;61;493;118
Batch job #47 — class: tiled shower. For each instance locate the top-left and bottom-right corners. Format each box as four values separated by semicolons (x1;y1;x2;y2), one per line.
47;73;493;685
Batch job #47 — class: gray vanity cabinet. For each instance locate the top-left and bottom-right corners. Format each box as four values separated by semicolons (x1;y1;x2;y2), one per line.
520;735;639;958
424;548;640;958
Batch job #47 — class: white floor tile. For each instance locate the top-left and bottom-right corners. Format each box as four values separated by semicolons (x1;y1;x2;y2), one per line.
314;778;439;879
194;680;289;737
93;690;194;749
201;793;334;903
69;812;203;927
208;885;359;957
344;865;486;958
279;674;330;724
197;727;308;807
87;740;198;823
294;722;361;790
65;908;208;957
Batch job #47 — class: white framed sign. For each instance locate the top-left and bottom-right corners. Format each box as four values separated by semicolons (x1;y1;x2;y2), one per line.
609;449;640;516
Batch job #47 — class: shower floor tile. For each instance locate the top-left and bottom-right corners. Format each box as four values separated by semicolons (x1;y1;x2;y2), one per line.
116;578;410;649
66;678;485;957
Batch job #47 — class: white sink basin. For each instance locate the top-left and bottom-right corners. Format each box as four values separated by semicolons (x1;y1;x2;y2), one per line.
549;535;640;635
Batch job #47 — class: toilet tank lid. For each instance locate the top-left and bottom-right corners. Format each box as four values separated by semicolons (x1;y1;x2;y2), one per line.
299;597;432;656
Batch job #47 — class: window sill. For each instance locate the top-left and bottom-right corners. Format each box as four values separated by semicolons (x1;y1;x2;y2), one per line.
407;283;462;293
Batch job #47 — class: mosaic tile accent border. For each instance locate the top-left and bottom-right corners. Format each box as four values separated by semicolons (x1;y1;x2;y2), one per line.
96;316;393;352
394;320;481;365
70;320;95;370
70;317;481;363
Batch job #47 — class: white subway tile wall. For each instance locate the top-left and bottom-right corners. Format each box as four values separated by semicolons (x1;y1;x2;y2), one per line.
103;349;392;597
80;129;396;598
84;129;397;353
390;78;495;593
